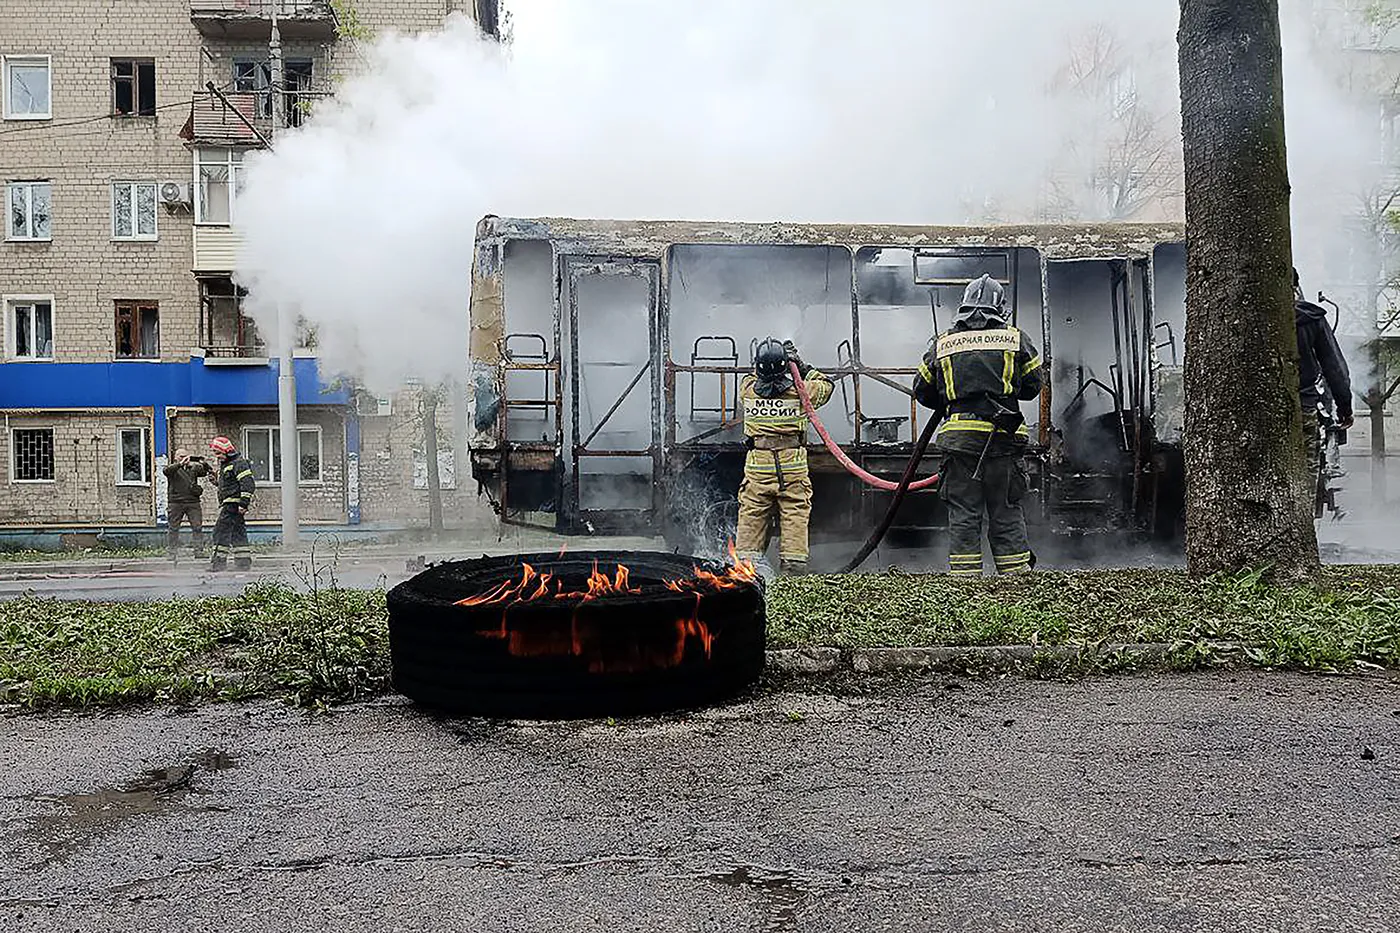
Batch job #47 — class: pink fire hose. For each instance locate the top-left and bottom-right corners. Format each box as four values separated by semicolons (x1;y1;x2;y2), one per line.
788;361;941;571
789;362;940;491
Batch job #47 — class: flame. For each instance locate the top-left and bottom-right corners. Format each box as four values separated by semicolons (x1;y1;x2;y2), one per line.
453;541;757;608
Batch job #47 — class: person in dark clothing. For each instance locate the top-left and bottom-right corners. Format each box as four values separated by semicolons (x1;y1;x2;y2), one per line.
163;448;210;559
912;274;1043;575
1293;269;1353;472
208;435;256;572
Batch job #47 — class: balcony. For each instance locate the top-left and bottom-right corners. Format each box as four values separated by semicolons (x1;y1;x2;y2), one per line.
198;276;267;365
190;1;337;41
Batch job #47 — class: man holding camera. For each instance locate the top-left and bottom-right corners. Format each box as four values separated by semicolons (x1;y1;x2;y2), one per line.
163;448;210;561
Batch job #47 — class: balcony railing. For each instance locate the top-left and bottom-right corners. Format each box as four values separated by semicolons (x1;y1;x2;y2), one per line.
190;1;337;41
204;344;268;359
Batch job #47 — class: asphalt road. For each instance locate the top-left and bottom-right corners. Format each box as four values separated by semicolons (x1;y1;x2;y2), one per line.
2;671;1397;932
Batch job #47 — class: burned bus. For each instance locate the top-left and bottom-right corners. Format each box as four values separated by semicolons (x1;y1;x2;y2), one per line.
466;215;1189;554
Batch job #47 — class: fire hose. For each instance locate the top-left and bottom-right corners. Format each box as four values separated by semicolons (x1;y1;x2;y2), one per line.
789;361;940;572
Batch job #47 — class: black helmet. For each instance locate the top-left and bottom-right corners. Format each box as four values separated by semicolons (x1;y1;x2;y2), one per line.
954;274;1007;329
753;337;793;398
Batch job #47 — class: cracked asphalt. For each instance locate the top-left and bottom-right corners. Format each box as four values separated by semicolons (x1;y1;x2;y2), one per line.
2;671;1398;932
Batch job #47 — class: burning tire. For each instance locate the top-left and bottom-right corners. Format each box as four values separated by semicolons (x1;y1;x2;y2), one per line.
386;550;766;718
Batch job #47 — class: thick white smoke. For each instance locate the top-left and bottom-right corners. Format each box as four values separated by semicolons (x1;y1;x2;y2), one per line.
235;0;1391;399
235;0;1185;392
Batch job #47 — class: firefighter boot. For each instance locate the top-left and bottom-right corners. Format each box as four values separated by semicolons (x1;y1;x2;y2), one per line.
233;556;253;571
779;558;809;576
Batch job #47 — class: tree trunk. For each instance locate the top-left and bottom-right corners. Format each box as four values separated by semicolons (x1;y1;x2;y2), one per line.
1178;0;1318;578
1368;344;1388;505
424;389;444;535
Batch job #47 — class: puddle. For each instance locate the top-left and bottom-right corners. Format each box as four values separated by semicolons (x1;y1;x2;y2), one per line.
26;748;240;862
699;864;812;931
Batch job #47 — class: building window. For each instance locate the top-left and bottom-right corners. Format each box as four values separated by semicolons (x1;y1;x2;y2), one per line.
242;426;323;484
199;276;262;357
115;300;159;359
6;297;54;360
233;58;314;126
111;59;156;117
11;428;55;482
3;56;51;120
116;427;150;484
6;181;51;241
195;148;243;225
111;181;157;240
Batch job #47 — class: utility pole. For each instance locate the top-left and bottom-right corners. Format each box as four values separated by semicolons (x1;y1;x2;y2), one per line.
270;7;300;546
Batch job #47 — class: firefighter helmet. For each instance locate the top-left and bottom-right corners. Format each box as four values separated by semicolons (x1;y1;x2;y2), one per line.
209;436;237;457
753;337;793;399
955;274;1007;328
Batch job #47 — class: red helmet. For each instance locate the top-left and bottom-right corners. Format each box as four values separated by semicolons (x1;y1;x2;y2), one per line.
209;436;236;456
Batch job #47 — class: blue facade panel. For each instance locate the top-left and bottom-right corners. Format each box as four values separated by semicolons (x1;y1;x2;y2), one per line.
0;358;352;410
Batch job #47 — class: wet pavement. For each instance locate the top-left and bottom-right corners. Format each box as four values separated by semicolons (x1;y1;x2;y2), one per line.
2;671;1397;932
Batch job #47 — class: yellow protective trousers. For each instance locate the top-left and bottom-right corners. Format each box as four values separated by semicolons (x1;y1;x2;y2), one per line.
735;448;813;565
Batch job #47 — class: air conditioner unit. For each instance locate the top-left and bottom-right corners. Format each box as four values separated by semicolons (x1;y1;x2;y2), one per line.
160;181;191;207
356;394;392;417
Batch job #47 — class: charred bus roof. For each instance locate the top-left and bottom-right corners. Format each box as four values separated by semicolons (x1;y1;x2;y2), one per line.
473;214;1185;262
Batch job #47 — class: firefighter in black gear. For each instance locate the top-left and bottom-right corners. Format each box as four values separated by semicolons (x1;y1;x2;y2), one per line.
912;275;1043;575
1293;269;1353;472
208;435;256;571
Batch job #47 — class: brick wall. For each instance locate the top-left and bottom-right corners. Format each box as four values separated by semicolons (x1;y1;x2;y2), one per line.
357;383;496;530
0;410;155;525
0;0;202;364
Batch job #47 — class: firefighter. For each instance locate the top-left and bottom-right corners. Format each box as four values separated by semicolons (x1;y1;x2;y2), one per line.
1293;269;1353;473
163;447;210;560
208;435;256;572
735;338;833;575
913;274;1043;575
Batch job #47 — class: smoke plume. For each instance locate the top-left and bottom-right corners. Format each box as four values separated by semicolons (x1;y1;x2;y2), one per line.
236;0;1189;392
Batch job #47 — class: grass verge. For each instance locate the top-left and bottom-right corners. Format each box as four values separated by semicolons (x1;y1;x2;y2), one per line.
1;567;1396;710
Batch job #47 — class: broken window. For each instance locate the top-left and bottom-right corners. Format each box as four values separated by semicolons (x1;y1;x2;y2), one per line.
242;426;323;484
3;56;51;120
199;277;261;356
11;428;55;481
233;58;314;126
196;148;242;224
117;427;150;484
115;300;159;359
111;181;157;240
8;298;53;360
111;59;156;117
6;181;51;240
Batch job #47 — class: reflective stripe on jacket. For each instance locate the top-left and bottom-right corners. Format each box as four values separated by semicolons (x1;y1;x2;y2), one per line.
218;457;257;508
911;325;1042;445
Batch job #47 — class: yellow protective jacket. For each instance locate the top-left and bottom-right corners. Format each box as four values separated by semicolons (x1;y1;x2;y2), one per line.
739;370;834;477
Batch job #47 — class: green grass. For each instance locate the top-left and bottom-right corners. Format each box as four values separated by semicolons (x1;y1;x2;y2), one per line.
0;546;168;563
1;567;1396;710
0;543;282;563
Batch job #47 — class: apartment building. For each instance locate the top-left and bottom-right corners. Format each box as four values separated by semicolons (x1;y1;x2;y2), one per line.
0;0;488;540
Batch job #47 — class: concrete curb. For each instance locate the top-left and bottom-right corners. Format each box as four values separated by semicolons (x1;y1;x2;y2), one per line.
767;642;1185;673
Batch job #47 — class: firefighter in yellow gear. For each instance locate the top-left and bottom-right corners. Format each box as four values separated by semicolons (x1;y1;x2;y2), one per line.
735;338;833;574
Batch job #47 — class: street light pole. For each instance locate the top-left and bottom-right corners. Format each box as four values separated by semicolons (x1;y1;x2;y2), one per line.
270;8;299;547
